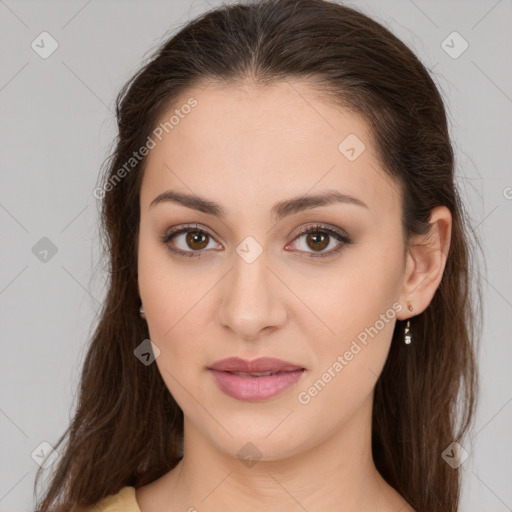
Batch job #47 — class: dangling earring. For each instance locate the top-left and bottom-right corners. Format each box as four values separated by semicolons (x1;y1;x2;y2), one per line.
404;304;414;345
139;302;146;319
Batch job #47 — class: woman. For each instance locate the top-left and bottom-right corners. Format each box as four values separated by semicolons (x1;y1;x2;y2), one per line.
35;0;482;510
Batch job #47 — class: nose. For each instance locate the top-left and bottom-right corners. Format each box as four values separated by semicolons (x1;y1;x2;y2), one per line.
217;249;288;341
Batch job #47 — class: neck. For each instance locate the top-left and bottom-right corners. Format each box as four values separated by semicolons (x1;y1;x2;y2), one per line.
162;394;407;511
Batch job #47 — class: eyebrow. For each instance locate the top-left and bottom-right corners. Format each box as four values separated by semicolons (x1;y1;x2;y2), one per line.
149;189;368;222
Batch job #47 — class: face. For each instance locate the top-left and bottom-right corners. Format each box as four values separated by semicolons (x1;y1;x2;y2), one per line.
137;80;407;461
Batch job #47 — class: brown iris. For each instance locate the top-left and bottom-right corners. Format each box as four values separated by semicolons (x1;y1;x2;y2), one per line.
306;232;329;252
186;231;209;250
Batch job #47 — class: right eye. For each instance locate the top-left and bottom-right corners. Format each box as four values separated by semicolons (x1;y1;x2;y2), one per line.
162;224;222;258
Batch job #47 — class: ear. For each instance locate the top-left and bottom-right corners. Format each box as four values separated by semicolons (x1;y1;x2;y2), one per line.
396;206;452;320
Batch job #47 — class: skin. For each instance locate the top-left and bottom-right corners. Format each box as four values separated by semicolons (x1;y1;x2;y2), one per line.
135;80;452;512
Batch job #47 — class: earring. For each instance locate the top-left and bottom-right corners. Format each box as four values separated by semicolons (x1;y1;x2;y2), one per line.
404;304;414;345
404;319;412;344
139;302;146;319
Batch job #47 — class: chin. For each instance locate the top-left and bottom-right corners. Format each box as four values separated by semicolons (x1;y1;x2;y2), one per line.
207;426;316;465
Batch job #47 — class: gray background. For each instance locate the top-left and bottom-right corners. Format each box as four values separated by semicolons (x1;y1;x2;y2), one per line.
1;0;511;510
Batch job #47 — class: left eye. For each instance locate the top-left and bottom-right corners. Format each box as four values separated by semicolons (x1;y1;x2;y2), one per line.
287;225;351;258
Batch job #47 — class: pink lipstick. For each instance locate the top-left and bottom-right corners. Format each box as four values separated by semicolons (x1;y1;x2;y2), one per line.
208;356;306;401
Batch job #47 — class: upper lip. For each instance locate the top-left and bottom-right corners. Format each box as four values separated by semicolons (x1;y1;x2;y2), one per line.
208;357;305;373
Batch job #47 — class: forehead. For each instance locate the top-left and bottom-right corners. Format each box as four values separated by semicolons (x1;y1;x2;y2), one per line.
140;80;401;219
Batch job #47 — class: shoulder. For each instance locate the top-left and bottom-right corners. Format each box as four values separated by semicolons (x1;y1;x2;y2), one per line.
78;486;141;512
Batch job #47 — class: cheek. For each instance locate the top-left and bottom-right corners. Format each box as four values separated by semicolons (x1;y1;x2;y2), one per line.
290;232;403;348
293;234;403;402
138;229;205;370
294;310;396;436
138;225;207;334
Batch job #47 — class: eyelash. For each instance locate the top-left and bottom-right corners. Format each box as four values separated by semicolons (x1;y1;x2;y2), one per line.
161;223;352;259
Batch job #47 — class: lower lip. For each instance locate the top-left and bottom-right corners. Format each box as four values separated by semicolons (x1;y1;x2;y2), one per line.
208;369;305;401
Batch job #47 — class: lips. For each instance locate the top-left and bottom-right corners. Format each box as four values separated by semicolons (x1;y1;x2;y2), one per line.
208;356;305;374
208;357;306;401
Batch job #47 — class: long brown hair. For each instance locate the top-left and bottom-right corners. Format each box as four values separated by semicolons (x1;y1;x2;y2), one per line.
34;1;483;510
